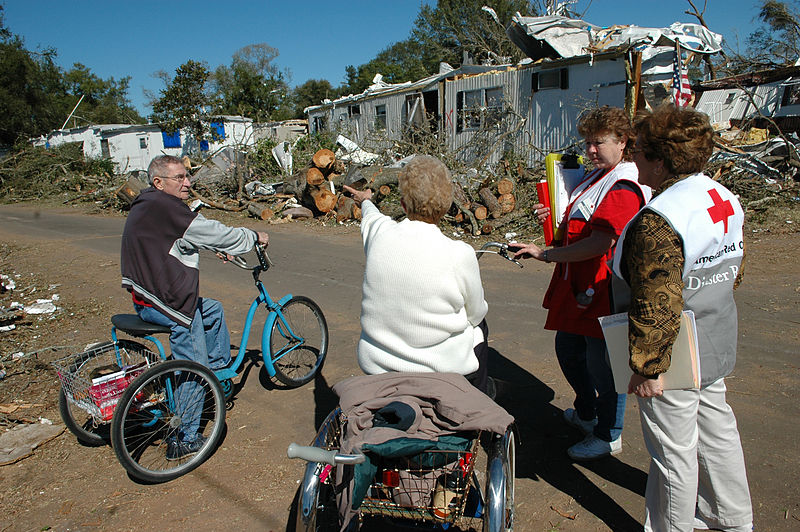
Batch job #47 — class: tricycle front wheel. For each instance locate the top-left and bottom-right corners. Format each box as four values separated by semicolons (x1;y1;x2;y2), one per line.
268;296;328;387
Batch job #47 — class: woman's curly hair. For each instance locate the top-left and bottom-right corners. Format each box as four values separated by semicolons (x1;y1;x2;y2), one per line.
634;104;715;175
577;106;634;160
399;155;453;223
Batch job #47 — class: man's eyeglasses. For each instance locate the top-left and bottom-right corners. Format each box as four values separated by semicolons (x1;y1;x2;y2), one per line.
158;173;192;182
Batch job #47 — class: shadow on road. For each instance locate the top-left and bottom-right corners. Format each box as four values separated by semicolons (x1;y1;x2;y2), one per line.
489;347;647;532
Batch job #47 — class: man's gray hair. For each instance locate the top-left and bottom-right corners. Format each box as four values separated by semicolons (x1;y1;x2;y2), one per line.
147;155;184;185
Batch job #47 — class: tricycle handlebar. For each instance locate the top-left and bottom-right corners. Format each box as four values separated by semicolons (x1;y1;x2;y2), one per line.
287;443;366;465
476;241;523;268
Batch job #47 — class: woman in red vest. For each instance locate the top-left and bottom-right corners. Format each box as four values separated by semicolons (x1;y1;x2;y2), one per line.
509;107;650;460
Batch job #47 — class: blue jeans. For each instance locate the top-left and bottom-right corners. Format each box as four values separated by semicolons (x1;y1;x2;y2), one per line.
135;298;231;439
555;331;625;442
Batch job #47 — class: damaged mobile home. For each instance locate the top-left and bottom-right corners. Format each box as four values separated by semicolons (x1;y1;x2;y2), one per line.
305;14;723;166
694;65;800;133
33;116;256;173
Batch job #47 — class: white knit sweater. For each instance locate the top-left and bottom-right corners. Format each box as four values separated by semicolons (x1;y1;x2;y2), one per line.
356;201;488;375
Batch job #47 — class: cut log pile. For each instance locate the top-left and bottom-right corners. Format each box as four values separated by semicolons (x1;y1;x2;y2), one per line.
171;150;524;233
263;149;365;222
449;176;519;235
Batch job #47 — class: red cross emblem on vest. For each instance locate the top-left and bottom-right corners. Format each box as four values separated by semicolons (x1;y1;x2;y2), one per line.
706;189;734;233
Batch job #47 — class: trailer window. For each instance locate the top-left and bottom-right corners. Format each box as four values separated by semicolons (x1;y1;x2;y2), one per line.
457;87;505;131
375;105;387;130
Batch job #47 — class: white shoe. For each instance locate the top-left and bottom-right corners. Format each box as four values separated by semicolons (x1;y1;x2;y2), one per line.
567;434;622;461
562;408;597;435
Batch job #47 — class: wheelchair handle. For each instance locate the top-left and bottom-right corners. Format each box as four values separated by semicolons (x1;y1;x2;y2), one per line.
287;443;366;465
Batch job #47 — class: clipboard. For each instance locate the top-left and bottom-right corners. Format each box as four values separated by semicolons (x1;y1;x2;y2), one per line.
544;153;585;242
598;310;701;394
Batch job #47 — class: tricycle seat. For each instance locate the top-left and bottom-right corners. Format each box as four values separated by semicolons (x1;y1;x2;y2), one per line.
111;314;171;337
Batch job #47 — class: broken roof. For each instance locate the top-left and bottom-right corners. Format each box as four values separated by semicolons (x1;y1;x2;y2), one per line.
507;13;723;62
696;65;800;90
304;64;515;114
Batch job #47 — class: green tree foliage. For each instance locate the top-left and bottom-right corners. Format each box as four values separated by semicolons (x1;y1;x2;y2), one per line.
0;35;65;145
749;0;800;65
293;79;335;117
0;7;142;145
327;0;538;104
151;60;213;141
212;44;292;122
339;39;432;95
726;0;800;71
62;63;143;126
411;0;536;71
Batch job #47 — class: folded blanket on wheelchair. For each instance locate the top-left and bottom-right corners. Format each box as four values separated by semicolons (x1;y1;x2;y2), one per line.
332;372;514;530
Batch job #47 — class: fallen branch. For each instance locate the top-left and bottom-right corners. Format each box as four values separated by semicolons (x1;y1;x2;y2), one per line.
190;190;247;211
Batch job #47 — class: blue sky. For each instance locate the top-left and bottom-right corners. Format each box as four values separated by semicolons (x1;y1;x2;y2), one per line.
4;1;766;116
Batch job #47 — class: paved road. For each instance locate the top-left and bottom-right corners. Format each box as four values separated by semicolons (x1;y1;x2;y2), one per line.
1;204;797;531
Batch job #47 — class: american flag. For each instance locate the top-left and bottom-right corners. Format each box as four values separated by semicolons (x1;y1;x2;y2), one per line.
672;48;692;107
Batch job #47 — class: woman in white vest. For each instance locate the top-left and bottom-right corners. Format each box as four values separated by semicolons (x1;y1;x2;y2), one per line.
612;105;752;532
509;107;651;460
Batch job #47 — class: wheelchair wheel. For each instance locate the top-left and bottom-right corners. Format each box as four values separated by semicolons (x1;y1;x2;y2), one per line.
295;408;344;531
59;388;107;446
110;359;225;483
268;296;328;387
484;427;515;532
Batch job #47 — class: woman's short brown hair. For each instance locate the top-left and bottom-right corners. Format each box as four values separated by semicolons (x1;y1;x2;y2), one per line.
398;155;453;223
634;104;715;175
577;106;634;159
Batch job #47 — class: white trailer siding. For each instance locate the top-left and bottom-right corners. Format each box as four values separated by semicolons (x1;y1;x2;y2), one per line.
442;58;628;166
37;117;254;173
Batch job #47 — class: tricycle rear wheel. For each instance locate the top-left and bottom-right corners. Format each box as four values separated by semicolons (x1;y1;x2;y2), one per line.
59;389;107;446
110;359;225;482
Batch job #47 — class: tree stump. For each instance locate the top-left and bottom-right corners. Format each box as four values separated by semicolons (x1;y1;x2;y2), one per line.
472;204;488;221
247;204;274;220
497;178;514;195
498;193;516;214
478;187;503;219
312;149;336;172
306;167;325;187
311;188;337;213
116;177;147;206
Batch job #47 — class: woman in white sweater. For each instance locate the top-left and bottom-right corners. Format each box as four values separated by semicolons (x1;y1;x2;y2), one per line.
342;155;490;393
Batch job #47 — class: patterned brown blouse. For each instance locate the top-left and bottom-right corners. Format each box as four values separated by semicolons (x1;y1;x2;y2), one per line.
620;175;745;378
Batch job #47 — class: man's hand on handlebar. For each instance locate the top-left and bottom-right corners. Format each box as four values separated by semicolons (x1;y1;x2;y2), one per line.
256;231;270;247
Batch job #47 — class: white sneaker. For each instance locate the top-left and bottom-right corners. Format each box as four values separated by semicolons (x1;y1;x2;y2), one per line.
567;434;622;461
562;408;597;435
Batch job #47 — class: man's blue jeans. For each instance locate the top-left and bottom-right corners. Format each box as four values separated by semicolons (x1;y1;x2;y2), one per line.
135;298;232;439
555;330;625;442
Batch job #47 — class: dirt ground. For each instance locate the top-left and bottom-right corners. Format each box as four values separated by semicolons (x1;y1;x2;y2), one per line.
0;202;798;532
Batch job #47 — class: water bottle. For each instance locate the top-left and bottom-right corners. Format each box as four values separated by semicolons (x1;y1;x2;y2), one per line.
575;287;595;307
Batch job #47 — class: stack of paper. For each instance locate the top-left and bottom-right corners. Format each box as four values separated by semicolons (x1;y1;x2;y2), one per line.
544;152;585;241
598;310;701;394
